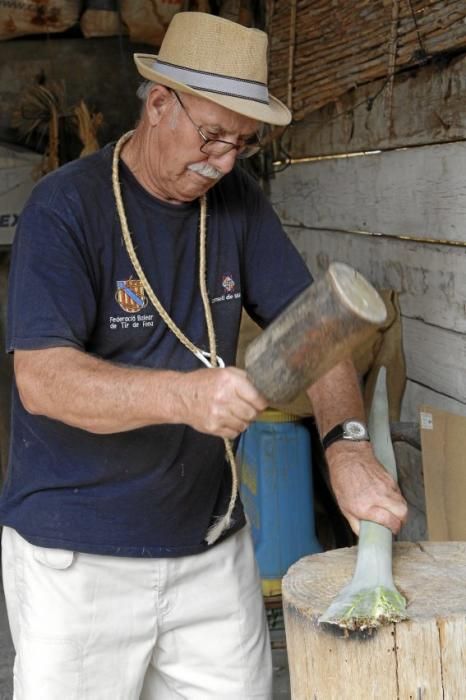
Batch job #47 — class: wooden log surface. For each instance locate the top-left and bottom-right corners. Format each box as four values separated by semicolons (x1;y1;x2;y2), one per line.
244;264;386;403
283;542;466;699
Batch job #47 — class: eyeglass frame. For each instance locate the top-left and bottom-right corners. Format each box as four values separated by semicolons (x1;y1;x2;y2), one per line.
171;91;262;160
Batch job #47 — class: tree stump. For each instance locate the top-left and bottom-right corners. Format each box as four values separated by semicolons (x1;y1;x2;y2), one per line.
283;542;466;699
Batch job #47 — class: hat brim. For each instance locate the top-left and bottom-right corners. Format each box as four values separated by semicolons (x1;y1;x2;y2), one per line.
134;54;291;127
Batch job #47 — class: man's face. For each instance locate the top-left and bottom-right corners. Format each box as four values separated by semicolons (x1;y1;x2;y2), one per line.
146;89;260;203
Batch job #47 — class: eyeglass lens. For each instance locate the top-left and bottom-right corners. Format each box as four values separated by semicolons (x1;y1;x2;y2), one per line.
174;91;261;159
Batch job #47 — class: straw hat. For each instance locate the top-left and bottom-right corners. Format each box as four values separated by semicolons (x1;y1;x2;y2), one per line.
134;12;291;126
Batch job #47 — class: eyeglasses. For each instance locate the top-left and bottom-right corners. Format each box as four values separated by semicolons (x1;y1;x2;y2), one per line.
172;91;262;160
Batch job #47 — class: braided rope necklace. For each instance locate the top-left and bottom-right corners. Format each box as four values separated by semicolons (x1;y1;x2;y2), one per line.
112;131;238;545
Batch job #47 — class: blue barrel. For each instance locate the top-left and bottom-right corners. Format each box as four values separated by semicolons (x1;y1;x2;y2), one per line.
237;409;322;596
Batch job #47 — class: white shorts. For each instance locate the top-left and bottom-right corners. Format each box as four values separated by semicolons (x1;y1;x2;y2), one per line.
2;524;272;699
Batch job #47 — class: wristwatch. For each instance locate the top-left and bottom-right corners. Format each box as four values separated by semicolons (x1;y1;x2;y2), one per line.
322;419;370;451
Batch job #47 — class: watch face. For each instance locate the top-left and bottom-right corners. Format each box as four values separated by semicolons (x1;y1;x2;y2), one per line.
344;420;368;439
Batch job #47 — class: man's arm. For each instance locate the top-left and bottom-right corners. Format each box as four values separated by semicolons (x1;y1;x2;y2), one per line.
15;347;267;439
307;357;407;535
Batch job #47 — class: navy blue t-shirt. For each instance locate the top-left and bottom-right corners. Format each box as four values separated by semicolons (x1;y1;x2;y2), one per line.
1;144;312;556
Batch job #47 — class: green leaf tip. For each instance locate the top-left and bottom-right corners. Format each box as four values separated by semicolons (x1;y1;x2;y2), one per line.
319;585;408;631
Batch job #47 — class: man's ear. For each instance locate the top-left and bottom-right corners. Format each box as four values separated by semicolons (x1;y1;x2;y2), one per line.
145;85;174;127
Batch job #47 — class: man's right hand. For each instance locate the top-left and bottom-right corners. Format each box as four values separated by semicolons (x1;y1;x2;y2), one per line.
178;367;267;439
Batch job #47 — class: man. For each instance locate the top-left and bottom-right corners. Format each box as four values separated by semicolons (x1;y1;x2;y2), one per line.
1;11;407;699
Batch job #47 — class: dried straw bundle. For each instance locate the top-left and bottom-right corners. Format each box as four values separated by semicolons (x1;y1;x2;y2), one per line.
13;80;103;176
74;100;103;157
13;81;65;175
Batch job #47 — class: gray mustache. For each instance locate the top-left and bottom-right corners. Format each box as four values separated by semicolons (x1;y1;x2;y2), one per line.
188;162;222;179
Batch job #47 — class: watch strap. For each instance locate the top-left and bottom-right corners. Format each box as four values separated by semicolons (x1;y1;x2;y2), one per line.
322;424;345;451
322;421;370;451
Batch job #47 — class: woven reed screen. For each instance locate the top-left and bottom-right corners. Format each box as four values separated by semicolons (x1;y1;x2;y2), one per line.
268;0;466;120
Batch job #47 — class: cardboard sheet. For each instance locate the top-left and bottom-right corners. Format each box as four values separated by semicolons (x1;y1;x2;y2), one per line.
420;404;466;540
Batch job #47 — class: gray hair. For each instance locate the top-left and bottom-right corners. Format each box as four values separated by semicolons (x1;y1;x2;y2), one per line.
136;80;181;128
136;80;155;102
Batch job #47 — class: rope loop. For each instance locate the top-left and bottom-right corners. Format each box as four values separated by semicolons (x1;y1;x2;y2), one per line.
112;132;238;544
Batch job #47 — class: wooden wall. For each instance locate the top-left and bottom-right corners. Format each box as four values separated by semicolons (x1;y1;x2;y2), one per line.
268;0;466;119
268;55;466;422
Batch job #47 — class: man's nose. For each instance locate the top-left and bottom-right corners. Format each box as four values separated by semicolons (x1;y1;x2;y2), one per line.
207;149;238;173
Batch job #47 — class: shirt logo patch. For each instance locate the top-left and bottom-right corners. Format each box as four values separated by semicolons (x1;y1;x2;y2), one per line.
212;273;241;305
222;274;236;293
115;278;148;313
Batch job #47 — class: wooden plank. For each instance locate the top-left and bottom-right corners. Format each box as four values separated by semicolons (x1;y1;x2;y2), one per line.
283;53;466;156
401;379;466;423
402;318;466;403
269;142;466;242
281;226;466;333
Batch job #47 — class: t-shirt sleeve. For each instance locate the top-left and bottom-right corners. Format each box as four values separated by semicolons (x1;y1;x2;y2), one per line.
239;172;313;327
7;200;97;353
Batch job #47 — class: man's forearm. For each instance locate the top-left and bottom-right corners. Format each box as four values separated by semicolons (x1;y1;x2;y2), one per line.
307;357;408;534
15;347;189;434
307;357;365;439
14;346;267;439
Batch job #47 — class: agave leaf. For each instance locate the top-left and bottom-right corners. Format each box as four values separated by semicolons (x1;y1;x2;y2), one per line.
319;366;408;631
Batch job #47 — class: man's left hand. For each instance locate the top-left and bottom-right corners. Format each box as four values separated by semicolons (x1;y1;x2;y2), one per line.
325;440;408;536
